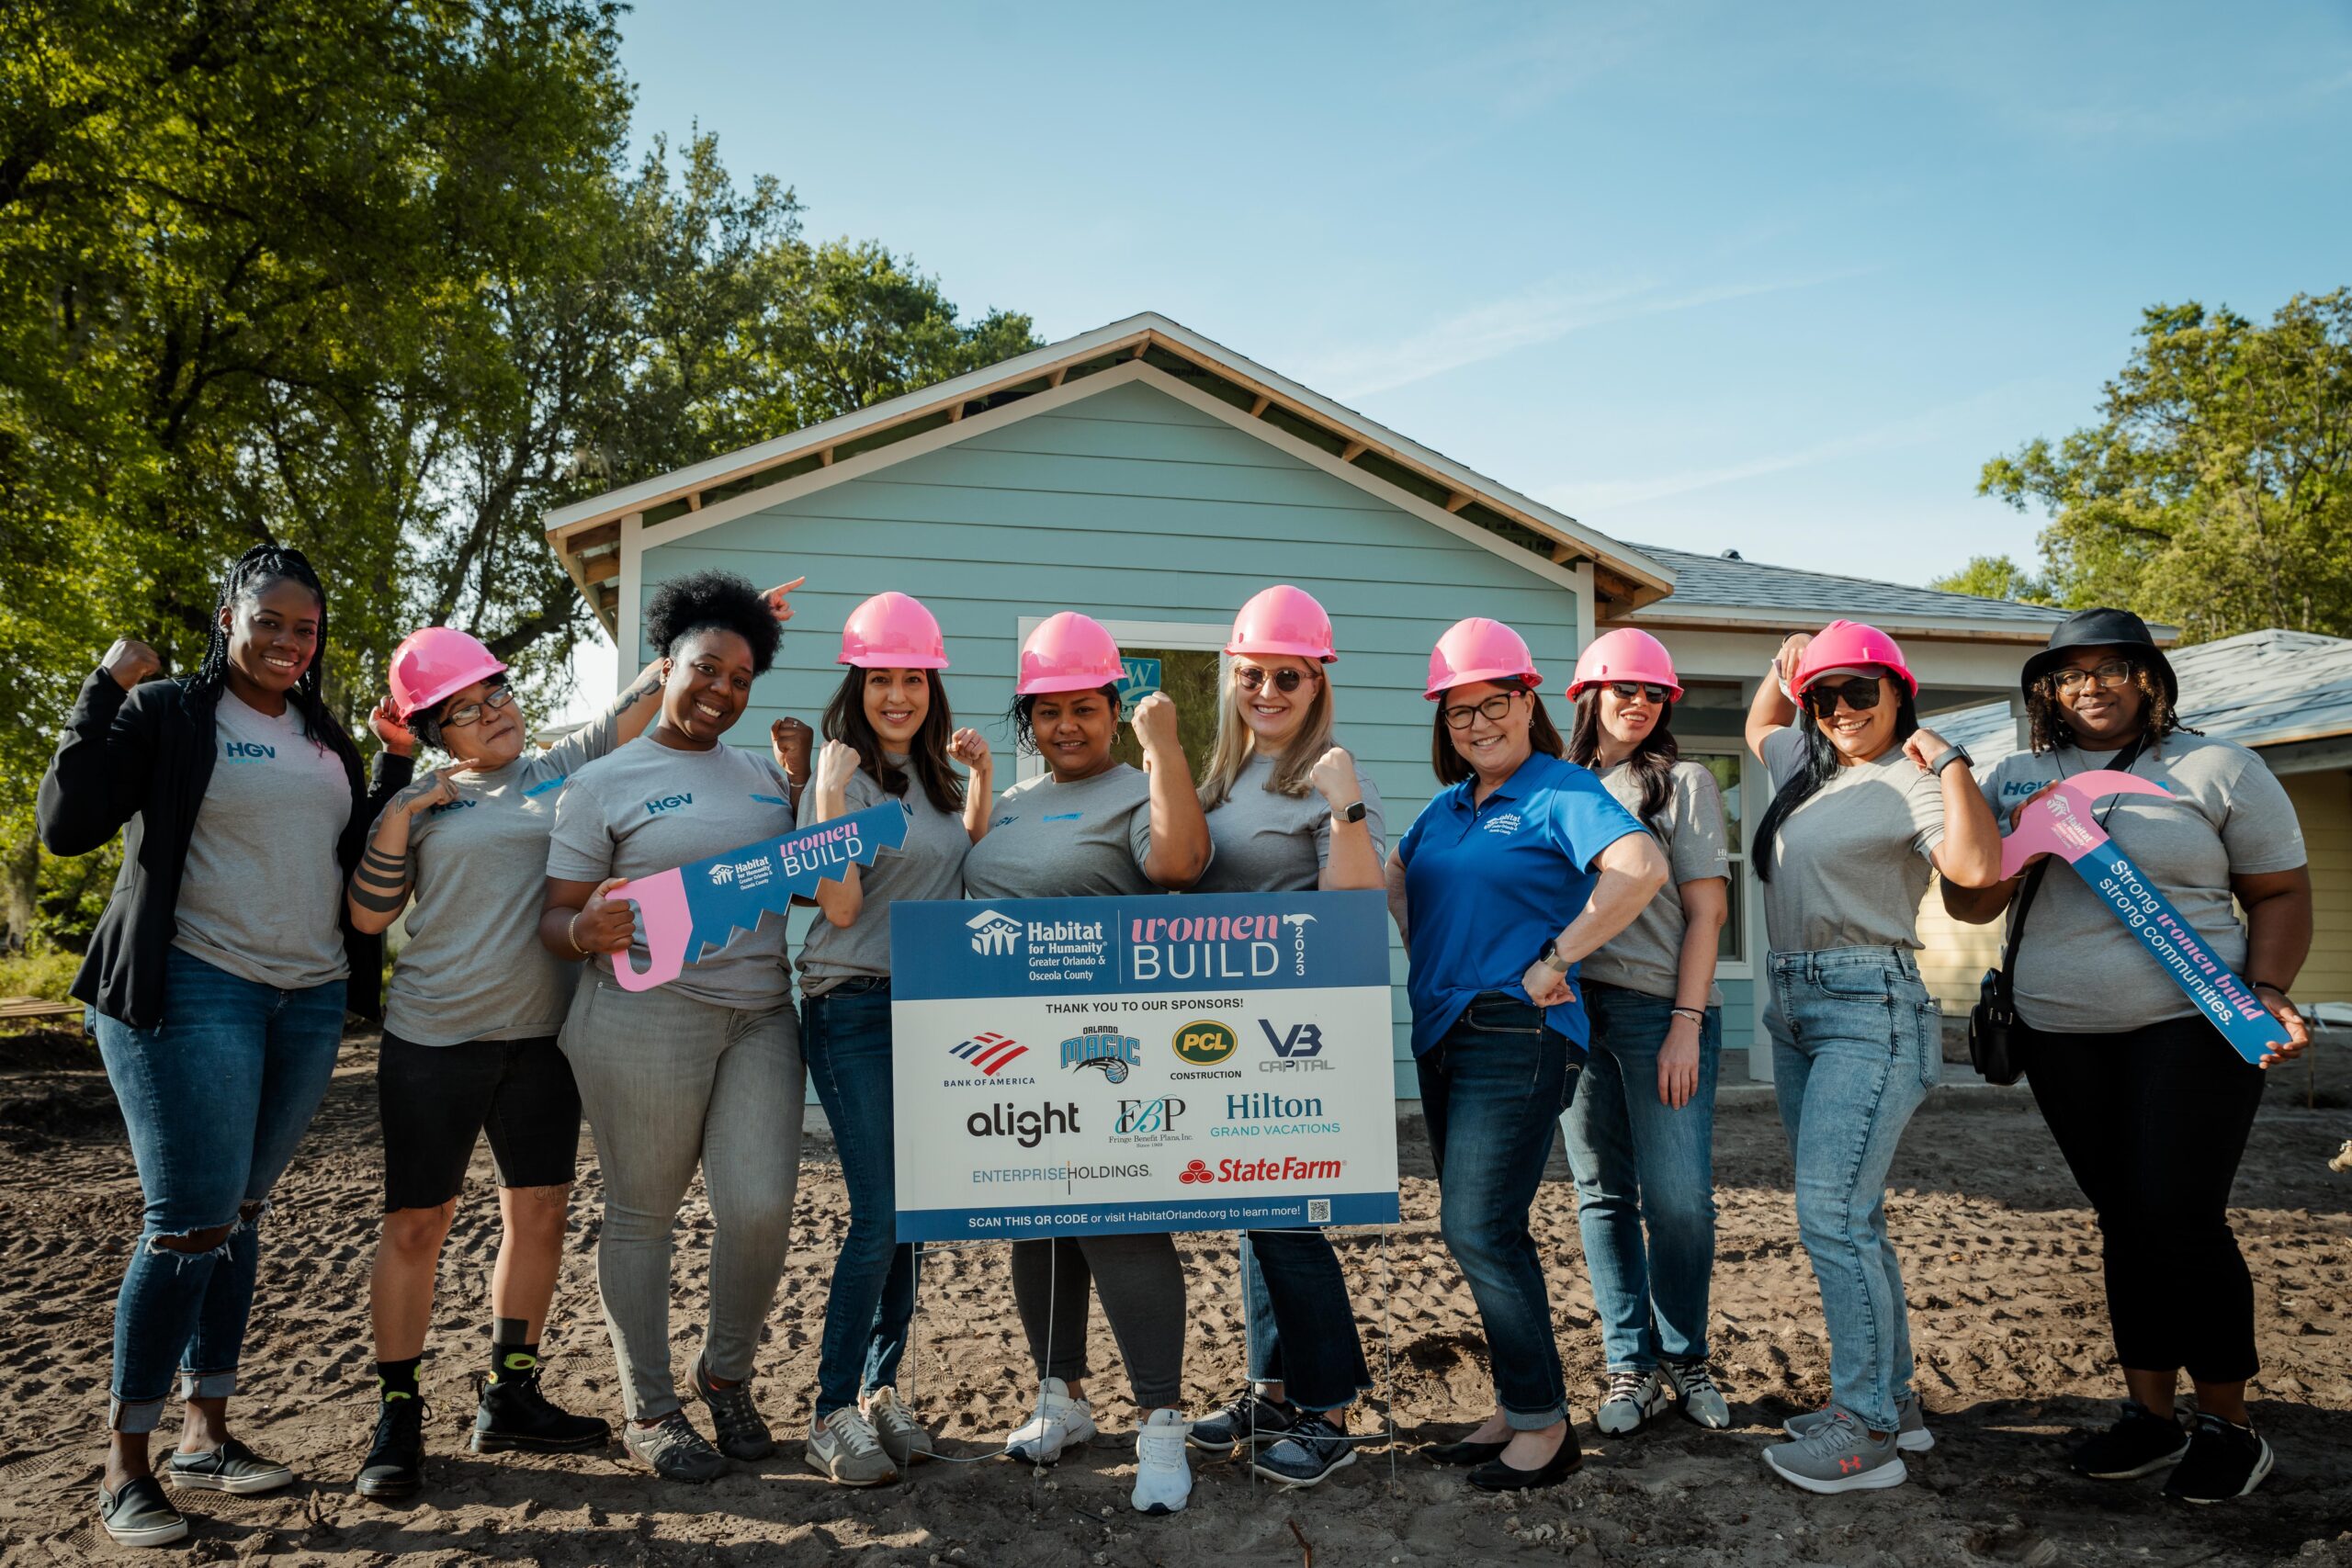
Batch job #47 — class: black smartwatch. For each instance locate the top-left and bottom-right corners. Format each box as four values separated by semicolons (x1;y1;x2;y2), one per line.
1334;799;1368;825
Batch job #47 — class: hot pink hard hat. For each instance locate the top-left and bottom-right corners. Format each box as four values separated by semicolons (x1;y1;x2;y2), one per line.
1424;617;1541;700
1226;584;1338;663
389;626;508;719
1018;611;1125;696
839;591;949;670
1793;619;1918;697
1567;627;1683;699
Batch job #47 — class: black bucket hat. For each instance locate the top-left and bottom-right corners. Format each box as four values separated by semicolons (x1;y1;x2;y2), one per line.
2021;607;2177;705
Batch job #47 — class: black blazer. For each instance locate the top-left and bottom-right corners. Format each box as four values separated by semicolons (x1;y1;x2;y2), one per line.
36;666;413;1031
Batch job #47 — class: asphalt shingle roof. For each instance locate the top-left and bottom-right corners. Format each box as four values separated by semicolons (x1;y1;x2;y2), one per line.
1629;544;2071;628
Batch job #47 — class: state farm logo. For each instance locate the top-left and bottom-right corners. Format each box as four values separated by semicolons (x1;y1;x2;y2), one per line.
1061;1025;1140;1084
1257;1019;1333;1073
1110;1096;1190;1146
967;908;1022;956
1176;1155;1344;1186
964;1100;1080;1148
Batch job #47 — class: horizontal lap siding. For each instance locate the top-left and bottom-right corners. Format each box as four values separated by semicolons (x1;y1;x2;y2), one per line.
636;378;1586;1099
2285;771;2352;1005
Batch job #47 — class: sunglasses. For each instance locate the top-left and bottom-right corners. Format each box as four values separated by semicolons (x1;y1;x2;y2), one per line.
1442;691;1524;729
1802;678;1883;716
443;682;515;730
1235;666;1320;694
1605;682;1674;705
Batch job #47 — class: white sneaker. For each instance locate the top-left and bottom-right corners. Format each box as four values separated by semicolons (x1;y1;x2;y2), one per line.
1131;1407;1193;1516
1005;1377;1096;1465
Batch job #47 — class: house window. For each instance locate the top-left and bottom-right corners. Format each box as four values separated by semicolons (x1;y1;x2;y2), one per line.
1686;750;1747;966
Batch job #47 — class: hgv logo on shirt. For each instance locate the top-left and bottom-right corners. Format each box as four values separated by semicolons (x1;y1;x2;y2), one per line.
223;741;276;761
2000;779;2052;798
646;793;694;815
1044;812;1082;823
427;798;474;816
1481;812;1523;836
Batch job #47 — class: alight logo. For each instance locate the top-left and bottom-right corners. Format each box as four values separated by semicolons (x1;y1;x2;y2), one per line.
1061;1025;1140;1084
1112;1097;1188;1144
1178;1156;1344;1186
946;1032;1028;1076
967;908;1022;956
223;741;276;761
1481;812;1523;836
1171;1021;1238;1066
965;1100;1080;1149
645;793;694;815
1256;1020;1331;1073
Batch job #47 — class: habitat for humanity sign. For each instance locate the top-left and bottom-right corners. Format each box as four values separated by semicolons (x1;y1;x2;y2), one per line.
888;890;1398;1242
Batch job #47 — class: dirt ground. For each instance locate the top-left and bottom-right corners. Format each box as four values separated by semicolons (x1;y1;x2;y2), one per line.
0;1026;2345;1568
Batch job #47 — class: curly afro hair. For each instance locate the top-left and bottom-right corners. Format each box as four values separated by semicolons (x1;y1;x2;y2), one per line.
644;570;781;676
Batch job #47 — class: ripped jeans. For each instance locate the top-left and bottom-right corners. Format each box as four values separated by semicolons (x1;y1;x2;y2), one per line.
93;950;346;1433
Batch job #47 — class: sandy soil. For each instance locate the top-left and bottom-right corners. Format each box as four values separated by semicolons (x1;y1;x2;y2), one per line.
0;1026;2346;1568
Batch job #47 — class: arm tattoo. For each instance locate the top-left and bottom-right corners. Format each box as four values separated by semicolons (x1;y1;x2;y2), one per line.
349;881;410;913
353;843;411;910
617;667;662;710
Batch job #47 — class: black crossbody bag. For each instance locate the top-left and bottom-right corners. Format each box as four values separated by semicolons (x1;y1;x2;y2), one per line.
1968;731;2147;1086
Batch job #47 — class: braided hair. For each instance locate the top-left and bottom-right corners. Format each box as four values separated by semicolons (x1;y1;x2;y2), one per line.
187;544;356;762
2023;656;2199;755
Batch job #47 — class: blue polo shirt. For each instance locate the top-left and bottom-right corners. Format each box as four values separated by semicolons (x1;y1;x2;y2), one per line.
1396;750;1646;1055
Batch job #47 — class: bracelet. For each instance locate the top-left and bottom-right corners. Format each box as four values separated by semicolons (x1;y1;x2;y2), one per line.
1669;1007;1705;1023
2251;980;2290;997
567;910;589;957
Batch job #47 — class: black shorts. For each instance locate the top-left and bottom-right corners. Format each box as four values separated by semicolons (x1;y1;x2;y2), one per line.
378;1031;583;1211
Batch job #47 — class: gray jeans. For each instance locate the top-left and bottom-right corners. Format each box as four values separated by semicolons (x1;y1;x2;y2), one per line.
1011;1235;1185;1412
560;976;804;1420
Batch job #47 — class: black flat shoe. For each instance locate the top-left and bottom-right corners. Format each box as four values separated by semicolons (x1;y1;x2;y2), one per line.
1424;1437;1509;1467
1465;1438;1583;1492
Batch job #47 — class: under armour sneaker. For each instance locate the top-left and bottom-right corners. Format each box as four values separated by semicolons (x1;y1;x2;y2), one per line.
1662;1357;1732;1429
472;1371;610;1454
865;1387;935;1469
164;1438;294;1495
1187;1385;1300;1455
805;1406;899;1486
1785;1392;1934;1453
1131;1407;1193;1515
1005;1377;1097;1465
97;1476;187;1548
1596;1368;1670;1436
690;1355;775;1461
2162;1414;2273;1504
1763;1410;1906;1494
2069;1401;2190;1480
622;1410;728;1483
355;1394;426;1498
1252;1412;1356;1487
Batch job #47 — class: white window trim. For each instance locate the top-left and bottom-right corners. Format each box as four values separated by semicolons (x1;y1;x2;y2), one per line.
1676;737;1754;982
1012;615;1227;783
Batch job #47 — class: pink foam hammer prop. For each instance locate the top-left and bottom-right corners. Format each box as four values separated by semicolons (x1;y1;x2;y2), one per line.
1998;768;2169;879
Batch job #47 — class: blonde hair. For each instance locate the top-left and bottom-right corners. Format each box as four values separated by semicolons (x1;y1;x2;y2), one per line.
1198;661;1337;810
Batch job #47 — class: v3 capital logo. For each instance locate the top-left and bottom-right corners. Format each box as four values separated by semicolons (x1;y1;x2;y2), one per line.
1256;1020;1332;1073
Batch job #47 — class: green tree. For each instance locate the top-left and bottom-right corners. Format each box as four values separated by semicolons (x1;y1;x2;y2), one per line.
1979;291;2352;642
1926;554;2053;604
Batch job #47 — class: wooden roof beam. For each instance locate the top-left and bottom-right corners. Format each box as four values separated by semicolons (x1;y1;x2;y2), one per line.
1248;394;1270;417
1444;493;1473;513
565;520;621;556
1340;439;1367;463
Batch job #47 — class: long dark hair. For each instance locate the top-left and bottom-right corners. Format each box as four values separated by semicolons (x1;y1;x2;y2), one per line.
187;544;356;764
1429;678;1565;787
824;667;965;815
2024;656;2198;755
1567;688;1679;834
1752;680;1919;882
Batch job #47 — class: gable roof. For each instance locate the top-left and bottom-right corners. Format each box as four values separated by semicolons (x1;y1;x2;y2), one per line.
1616;543;2074;643
545;311;1676;634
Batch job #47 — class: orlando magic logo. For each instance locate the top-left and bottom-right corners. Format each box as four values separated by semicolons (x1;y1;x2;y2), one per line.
1060;1024;1140;1084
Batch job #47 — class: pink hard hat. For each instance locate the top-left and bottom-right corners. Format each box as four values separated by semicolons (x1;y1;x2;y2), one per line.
1226;584;1338;663
1018;612;1125;696
1793;619;1918;697
389;626;508;719
839;591;949;670
1424;617;1541;700
1568;627;1683;699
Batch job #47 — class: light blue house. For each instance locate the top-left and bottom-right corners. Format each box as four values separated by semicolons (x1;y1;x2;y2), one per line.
545;313;2062;1086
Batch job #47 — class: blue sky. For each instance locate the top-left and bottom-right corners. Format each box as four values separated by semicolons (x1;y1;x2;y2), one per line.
564;2;2350;697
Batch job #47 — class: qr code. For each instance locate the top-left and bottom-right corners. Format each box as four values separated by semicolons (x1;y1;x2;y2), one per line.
1306;1199;1332;1224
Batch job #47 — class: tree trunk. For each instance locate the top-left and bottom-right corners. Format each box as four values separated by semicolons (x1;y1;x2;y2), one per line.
1;831;37;952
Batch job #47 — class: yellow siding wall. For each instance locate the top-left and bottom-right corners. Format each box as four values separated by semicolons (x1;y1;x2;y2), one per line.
2286;769;2352;1006
1916;881;2003;1015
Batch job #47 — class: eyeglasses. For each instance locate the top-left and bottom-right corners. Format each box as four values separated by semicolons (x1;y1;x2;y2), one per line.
443;683;515;730
2052;659;2134;694
1235;666;1320;695
1802;678;1883;716
1441;691;1524;729
1605;682;1674;705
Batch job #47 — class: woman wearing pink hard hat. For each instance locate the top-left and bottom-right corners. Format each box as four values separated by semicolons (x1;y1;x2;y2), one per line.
1743;619;1998;1495
1182;586;1383;1489
795;592;996;1487
961;610;1211;1515
348;581;799;1500
1387;617;1667;1493
1557;629;1735;1438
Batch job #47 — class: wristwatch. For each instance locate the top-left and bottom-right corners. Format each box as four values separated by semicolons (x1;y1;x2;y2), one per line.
1536;942;1573;976
1928;744;1973;778
1334;799;1368;825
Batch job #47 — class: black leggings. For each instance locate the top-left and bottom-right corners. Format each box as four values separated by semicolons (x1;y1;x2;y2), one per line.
1010;1235;1185;1411
2023;1015;2267;1384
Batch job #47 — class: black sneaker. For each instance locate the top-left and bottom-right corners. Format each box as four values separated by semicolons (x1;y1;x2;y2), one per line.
164;1437;294;1495
690;1356;775;1461
96;1475;187;1548
1251;1413;1357;1487
2069;1401;2190;1480
623;1410;728;1483
1187;1386;1299;1455
2163;1414;2273;1504
356;1395;426;1499
472;1371;612;1454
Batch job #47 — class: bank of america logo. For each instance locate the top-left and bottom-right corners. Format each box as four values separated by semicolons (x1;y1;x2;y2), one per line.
967;908;1022;955
948;1032;1027;1075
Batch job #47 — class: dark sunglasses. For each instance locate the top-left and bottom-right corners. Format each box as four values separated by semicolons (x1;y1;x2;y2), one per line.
442;682;515;730
1235;666;1319;694
1605;682;1674;705
1803;678;1883;716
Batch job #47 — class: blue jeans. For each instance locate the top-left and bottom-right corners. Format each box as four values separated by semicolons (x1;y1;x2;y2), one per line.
1415;992;1581;1430
803;979;915;1416
1561;982;1720;1371
93;949;346;1433
1240;1228;1372;1413
1766;946;1940;1434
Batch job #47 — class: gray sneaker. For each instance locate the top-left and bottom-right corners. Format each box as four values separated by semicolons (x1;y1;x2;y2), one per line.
1784;1393;1934;1452
1663;1358;1732;1429
865;1387;935;1468
1763;1410;1907;1494
623;1410;728;1483
1596;1368;1670;1435
691;1356;775;1461
805;1407;899;1487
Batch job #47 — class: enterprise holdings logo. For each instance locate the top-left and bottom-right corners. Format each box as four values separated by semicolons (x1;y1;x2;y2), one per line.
970;1159;1150;1194
1061;1024;1140;1083
941;1032;1034;1089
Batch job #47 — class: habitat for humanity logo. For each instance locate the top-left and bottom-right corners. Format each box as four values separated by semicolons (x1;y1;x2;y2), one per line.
967;908;1022;956
706;854;774;891
1061;1024;1140;1083
1482;813;1523;835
